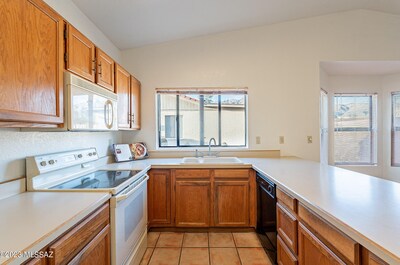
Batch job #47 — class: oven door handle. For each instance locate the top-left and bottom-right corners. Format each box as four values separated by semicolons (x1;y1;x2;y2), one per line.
115;175;149;202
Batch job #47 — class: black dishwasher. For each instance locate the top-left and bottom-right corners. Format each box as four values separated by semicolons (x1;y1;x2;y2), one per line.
256;172;277;264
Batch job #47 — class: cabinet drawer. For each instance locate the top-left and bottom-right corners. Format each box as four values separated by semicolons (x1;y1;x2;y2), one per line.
277;235;298;265
48;203;109;265
361;248;388;265
298;223;346;265
175;169;210;179
298;203;359;264
277;188;297;213
214;169;249;179
277;202;298;254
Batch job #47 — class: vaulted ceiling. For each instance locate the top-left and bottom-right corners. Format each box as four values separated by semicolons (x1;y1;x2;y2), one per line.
72;0;400;49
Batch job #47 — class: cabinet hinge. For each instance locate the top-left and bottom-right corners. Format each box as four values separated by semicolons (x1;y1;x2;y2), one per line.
64;53;68;63
64;27;67;39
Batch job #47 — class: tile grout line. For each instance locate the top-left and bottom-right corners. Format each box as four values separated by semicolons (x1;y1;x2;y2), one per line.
144;232;160;265
177;232;184;265
208;232;211;265
232;233;244;265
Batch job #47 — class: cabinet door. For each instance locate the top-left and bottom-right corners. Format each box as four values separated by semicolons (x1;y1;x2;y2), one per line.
277;203;298;254
298;223;346;265
277;235;298;265
148;170;173;226
0;0;64;124
69;225;111;265
96;48;114;92
214;180;249;226
66;24;95;82
130;76;141;130
175;180;210;227
115;64;131;129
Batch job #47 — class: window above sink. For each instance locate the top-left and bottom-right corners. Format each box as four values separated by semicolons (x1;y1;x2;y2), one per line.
156;87;248;148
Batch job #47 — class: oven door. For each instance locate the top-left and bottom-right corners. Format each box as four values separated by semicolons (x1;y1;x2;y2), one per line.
110;175;148;265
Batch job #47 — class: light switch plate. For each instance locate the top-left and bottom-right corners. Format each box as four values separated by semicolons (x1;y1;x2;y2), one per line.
279;136;284;144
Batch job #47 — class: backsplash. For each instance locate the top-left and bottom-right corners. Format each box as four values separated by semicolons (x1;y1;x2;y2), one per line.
0;128;122;183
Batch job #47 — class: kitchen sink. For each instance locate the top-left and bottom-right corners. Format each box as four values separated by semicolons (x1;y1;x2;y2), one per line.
181;157;243;164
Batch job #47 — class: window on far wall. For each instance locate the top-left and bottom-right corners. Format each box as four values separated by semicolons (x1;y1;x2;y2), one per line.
392;92;400;166
156;88;247;148
334;94;377;165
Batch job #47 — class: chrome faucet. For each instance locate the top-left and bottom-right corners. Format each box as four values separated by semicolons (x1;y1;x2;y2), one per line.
208;138;217;156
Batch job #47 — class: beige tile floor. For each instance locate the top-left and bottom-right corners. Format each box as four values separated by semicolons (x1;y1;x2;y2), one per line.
141;232;273;265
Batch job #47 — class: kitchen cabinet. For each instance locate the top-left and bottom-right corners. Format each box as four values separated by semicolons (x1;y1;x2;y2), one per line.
175;180;211;227
115;64;131;129
66;25;116;92
115;70;141;130
214;169;250;226
277;235;298;265
276;188;361;265
148;169;173;227
147;168;255;228
130;76;141;130
0;0;64;125
175;169;211;227
68;225;110;265
96;48;115;92
298;223;345;265
23;202;110;265
66;24;96;82
277;202;297;254
361;249;388;265
48;203;110;265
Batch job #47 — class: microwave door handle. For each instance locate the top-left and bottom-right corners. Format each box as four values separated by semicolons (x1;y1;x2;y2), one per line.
104;100;113;129
115;175;149;202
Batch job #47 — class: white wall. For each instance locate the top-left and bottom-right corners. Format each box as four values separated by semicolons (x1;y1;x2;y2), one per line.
121;10;400;161
0;1;123;184
43;0;121;62
382;74;400;182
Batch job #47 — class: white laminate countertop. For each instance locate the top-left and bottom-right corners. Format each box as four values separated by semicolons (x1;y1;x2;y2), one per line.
0;192;110;265
102;157;400;264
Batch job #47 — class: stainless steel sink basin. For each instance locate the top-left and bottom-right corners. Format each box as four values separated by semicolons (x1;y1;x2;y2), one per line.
181;157;243;164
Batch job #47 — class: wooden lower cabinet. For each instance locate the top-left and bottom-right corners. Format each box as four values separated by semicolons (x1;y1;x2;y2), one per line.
278;235;298;265
68;225;110;265
175;180;211;227
214;180;249;226
148;169;173;226
298;223;346;265
24;202;110;265
361;249;388;265
277;202;298;254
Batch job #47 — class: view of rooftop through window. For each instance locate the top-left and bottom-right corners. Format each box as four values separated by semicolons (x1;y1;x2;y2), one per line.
334;94;377;165
157;89;247;148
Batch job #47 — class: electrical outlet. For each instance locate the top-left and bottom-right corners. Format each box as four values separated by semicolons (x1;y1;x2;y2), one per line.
279;136;284;144
256;136;261;144
307;136;313;144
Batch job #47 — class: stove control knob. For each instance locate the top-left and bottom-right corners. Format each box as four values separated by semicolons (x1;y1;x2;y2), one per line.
49;160;55;165
88;153;93;156
92;152;97;156
40;161;47;167
77;154;83;158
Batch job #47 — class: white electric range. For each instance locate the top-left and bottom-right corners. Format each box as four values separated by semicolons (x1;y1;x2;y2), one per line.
26;148;148;265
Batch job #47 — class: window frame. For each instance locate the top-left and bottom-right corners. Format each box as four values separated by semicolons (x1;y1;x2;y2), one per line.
392;92;400;167
333;93;377;166
156;90;248;149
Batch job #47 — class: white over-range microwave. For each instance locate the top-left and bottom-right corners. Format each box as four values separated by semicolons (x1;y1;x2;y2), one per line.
64;71;118;131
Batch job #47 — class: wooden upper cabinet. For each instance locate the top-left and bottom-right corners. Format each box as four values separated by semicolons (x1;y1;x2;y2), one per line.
115;64;131;129
214;180;249;227
148;170;173;226
96;48;115;92
130;76;141;130
0;0;64;124
66;24;96;82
